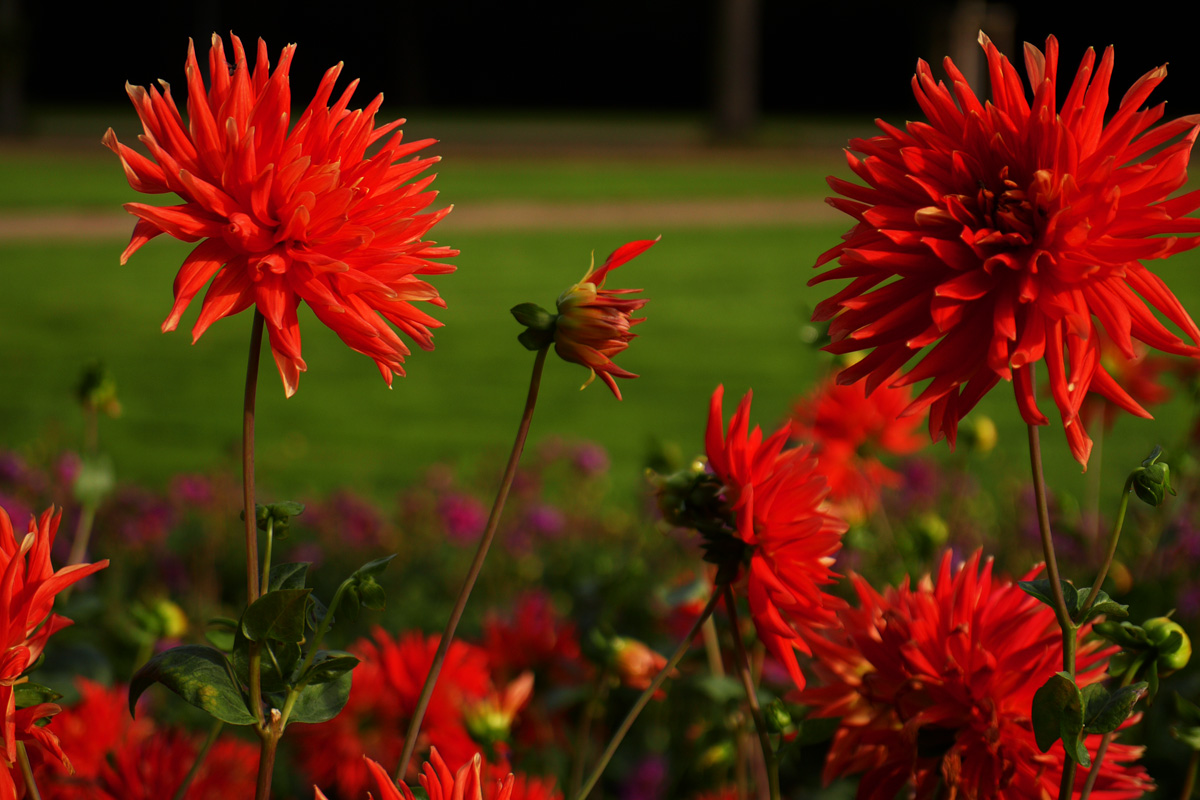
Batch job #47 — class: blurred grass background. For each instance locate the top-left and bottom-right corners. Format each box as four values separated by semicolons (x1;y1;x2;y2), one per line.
1;109;1199;510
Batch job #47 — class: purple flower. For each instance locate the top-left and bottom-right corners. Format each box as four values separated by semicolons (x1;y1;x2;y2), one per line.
438;492;486;544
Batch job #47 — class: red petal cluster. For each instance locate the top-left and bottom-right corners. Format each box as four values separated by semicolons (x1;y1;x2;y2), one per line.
0;508;107;785
105;34;457;396
553;239;656;400
811;33;1200;467
315;751;516;800
295;629;492;795
789;370;927;520
705;386;848;689
801;552;1152;798
31;679;257;799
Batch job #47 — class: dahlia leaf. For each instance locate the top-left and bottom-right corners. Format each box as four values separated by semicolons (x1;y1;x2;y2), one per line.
130;644;255;726
230;626;302;693
267;562;312;593
1019;577;1079;616
13;683;62;708
1083;682;1147;734
274;669;351;724
241;588;312;643
1032;671;1089;766
1074;590;1129;625
299;650;360;685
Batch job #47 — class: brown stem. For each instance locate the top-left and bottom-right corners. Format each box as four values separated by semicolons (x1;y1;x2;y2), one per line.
395;347;549;782
1181;750;1198;800
254;713;281;800
722;585;779;800
572;588;724;800
242;310;264;605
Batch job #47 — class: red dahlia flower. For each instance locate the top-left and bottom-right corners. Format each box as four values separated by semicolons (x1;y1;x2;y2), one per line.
0;508;107;777
105;34;456;396
705;386;848;689
811;33;1200;467
789;371;926;520
295;628;491;794
315;752;516;800
802;551;1151;799
553;238;656;400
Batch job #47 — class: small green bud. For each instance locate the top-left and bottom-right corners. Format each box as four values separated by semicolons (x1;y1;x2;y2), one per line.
1132;446;1174;507
765;699;794;735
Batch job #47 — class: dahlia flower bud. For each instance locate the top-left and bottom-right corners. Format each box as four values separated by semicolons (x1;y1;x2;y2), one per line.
611;636;671;696
552;238;657;400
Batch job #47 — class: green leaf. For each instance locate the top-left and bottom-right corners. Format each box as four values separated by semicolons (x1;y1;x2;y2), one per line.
1093;621;1150;649
242;589;312;644
279;670;352;724
1175;692;1200;726
130;645;254;726
352;554;397;581
268;563;311;593
230;626;302;694
1019;578;1079;616
1084;682;1147;735
300;651;360;685
1076;591;1130;625
693;675;746;704
14;682;62;708
205;628;235;652
1032;672;1089;767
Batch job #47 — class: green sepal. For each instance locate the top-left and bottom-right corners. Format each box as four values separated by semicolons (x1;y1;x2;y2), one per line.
241;589;312;644
352;554;397;581
14;682;63;708
241;502;305;536
510;303;557;331
1082;682;1147;734
342;554;397;615
300;650;360;686
1031;672;1090;767
1092;621;1151;649
517;327;554;352
273;669;352;724
129;645;255;726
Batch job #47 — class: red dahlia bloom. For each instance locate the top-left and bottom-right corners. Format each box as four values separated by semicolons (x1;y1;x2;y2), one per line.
295;628;492;794
105;34;456;396
811;33;1200;467
705;386;848;689
802;551;1152;799
553;238;656;400
315;752;517;800
789;371;926;520
0;508;107;777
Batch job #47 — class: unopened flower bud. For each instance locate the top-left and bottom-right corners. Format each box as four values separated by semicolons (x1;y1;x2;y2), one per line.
1132;446;1174;507
612;636;671;697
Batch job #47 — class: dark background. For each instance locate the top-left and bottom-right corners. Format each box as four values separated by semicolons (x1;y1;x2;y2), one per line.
6;0;1200;128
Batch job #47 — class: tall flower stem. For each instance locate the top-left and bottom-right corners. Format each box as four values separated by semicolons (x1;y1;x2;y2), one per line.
722;584;780;800
1079;475;1135;618
243;310;265;605
572;588;724;800
172;720;224;800
1180;750;1198;800
396;346;550;782
568;667;612;798
254;711;282;800
1026;420;1078;799
17;741;41;800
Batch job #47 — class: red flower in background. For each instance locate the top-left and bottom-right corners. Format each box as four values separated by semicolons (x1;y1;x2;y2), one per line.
811;33;1200;467
295;629;491;795
705;386;847;690
789;371;926;519
105;34;456;396
553;239;656;400
801;552;1151;798
32;680;256;800
0;508;107;779
1081;330;1173;432
483;591;585;684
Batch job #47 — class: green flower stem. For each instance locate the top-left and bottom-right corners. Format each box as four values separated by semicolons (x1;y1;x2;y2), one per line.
1026;421;1077;800
172;720;223;800
722;584;780;800
278;578;353;728
242;310;264;606
396;346;549;782
568;667;612;799
1181;750;1199;800
571;587;724;800
260;517;274;602
1078;475;1135;618
17;741;42;800
1079;668;1138;800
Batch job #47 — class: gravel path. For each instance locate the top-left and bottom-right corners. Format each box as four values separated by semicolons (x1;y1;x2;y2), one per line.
0;198;843;241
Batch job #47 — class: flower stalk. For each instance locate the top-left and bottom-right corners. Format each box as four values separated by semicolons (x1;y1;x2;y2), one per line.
396;346;550;781
17;741;42;800
243;310;264;605
723;584;780;800
572;588;724;800
171;720;224;800
1079;475;1135;619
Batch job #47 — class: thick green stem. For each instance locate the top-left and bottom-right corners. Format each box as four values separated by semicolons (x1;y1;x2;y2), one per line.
1079;476;1134;618
172;720;224;800
17;741;41;800
1026;421;1077;800
395;347;549;782
571;588;723;800
723;585;780;800
260;517;274;600
243;310;264;605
